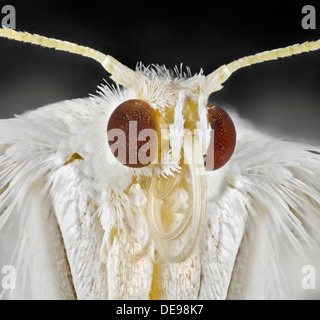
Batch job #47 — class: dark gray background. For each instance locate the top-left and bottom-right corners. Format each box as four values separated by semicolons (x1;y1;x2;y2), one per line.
0;0;320;144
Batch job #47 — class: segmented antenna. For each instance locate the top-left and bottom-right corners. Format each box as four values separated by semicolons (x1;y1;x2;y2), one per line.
0;28;137;88
206;40;320;91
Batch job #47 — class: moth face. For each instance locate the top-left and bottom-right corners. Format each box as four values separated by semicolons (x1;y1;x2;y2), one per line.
105;67;236;174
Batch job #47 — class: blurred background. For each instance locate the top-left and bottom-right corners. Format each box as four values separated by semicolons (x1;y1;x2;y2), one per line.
0;0;320;145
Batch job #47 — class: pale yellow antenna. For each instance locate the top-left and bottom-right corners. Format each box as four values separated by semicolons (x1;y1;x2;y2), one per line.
0;28;138;88
206;40;320;92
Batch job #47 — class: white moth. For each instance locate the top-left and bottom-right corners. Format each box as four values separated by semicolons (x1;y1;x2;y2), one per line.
0;28;320;300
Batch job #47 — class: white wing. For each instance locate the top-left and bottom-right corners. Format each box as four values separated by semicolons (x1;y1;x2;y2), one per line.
200;114;320;299
0;96;114;299
0;105;77;299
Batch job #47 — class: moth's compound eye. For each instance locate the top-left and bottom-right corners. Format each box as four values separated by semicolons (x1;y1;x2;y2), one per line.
205;103;236;171
107;99;159;168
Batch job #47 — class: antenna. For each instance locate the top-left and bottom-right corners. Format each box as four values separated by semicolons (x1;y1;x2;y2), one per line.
0;28;138;88
206;40;320;92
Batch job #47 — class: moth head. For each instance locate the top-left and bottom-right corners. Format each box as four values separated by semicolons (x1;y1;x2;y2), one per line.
105;64;237;173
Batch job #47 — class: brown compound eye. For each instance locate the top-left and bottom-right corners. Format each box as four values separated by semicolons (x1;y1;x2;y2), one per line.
205;103;236;171
107;99;159;168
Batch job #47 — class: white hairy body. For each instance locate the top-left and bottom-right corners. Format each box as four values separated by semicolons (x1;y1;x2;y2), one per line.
0;29;319;300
